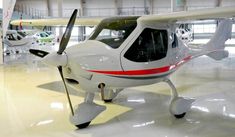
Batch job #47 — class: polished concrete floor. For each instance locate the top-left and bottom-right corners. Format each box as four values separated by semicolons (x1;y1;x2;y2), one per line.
1;46;235;137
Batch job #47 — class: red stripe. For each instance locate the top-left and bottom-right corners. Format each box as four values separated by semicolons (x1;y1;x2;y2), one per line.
88;56;192;76
89;66;171;75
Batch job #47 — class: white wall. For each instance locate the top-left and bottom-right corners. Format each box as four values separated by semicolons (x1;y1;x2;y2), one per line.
15;0;48;16
48;0;58;16
121;0;145;8
83;0;116;16
50;0;81;17
222;0;235;7
152;0;171;14
186;0;217;10
186;0;217;7
16;0;45;10
14;0;235;17
84;0;115;8
154;0;171;7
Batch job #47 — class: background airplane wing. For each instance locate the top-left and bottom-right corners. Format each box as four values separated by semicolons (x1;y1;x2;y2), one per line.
10;17;104;26
139;7;235;23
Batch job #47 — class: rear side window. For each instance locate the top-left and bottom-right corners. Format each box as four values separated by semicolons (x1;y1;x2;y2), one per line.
124;28;168;62
172;33;178;48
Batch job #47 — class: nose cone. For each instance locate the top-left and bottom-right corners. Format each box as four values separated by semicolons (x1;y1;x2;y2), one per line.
42;52;67;67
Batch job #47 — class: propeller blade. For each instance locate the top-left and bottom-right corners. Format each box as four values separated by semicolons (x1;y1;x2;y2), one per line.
57;66;74;116
57;9;78;55
29;49;49;58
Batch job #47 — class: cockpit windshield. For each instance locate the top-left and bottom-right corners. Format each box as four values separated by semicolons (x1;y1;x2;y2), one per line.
89;16;138;49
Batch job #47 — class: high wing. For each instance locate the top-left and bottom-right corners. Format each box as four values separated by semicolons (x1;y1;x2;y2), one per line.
11;7;235;27
10;17;103;27
139;6;235;23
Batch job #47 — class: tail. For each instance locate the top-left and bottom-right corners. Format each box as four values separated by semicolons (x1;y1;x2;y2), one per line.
203;19;232;60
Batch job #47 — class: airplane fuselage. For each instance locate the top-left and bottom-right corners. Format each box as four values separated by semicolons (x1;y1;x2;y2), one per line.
27;8;234;128
62;16;192;93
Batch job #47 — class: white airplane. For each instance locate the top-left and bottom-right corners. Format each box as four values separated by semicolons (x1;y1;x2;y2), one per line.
3;30;35;55
33;31;56;45
18;7;235;129
4;30;33;47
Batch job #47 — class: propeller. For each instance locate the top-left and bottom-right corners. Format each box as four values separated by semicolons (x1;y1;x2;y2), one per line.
29;9;78;116
56;9;78;116
57;9;78;55
58;66;74;115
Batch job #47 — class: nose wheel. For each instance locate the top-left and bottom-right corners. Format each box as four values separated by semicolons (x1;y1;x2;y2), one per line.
103;99;113;103
76;121;91;129
174;113;186;119
70;92;106;129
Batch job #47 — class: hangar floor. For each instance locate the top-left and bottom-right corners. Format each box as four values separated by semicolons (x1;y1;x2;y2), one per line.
1;46;235;137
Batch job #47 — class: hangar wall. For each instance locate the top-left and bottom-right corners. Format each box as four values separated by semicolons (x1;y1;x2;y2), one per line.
186;0;218;7
14;0;235;18
221;0;235;6
15;0;48;16
1;0;234;64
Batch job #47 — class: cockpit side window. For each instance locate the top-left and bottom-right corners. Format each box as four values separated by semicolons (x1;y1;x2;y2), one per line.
7;33;21;41
124;28;168;62
17;31;26;37
40;33;48;38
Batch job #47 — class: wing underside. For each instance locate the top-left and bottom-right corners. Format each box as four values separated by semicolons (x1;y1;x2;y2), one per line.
10;7;235;27
10;18;103;27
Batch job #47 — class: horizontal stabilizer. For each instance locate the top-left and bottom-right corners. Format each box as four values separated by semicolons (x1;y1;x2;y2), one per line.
207;50;229;60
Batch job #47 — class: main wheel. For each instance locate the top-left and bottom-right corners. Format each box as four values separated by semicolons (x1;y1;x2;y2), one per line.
174;112;186;119
76;121;91;129
104;99;112;103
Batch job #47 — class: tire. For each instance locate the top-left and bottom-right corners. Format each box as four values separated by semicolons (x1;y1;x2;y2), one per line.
76;121;91;129
104;99;112;103
174;112;186;119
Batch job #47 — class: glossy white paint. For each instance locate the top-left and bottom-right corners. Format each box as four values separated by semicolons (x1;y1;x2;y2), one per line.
42;52;67;67
57;19;231;89
39;17;233;127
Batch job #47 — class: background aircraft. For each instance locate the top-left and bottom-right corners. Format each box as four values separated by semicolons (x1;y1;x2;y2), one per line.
12;7;235;129
33;31;55;45
3;30;34;55
4;30;33;47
